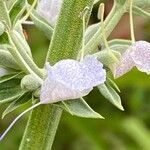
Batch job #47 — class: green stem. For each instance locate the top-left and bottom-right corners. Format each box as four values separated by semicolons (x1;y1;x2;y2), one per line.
19;0;94;150
19;105;62;150
9;30;43;78
84;2;126;55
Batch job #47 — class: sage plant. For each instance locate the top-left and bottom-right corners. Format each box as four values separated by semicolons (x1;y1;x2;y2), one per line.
0;0;150;149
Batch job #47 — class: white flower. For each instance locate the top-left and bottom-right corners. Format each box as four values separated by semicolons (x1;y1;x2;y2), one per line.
36;0;62;26
112;41;150;78
40;55;106;104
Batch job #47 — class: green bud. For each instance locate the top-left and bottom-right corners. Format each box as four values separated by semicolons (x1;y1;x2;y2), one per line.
21;74;41;91
0;21;5;36
33;88;40;98
9;30;32;57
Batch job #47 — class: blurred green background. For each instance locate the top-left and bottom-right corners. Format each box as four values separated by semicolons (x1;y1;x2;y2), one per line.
1;1;150;150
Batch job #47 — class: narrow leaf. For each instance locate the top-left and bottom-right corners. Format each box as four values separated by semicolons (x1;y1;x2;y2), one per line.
98;83;124;110
56;98;104;119
133;6;150;19
0;0;11;27
0;72;23;84
9;0;26;25
107;77;120;92
0;49;20;69
2;92;31;118
0;74;25;104
102;39;131;54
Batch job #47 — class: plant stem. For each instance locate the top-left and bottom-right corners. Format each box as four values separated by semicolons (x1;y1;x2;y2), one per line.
19;105;62;150
19;0;94;150
84;2;126;55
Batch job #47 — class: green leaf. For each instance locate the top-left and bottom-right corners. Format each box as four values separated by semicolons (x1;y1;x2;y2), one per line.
85;23;99;44
14;21;26;38
107;77;120;92
104;39;131;54
0;0;11;27
0;73;25;104
56;98;104;119
133;0;150;8
9;0;26;26
94;50;121;67
0;21;5;36
0;32;9;44
0;49;20;69
107;39;131;47
133;6;150;19
6;0;16;10
0;72;23;84
98;83;124;110
2;92;31;118
29;6;53;40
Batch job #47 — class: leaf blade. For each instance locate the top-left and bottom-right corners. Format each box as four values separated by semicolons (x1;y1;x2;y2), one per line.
98;83;124;110
56;98;104;119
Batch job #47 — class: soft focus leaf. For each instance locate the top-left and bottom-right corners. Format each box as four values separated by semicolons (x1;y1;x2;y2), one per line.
29;6;53;40
57;98;104;119
133;6;150;19
9;0;26;26
133;0;150;8
2;92;31;118
98;83;124;110
123;118;150;150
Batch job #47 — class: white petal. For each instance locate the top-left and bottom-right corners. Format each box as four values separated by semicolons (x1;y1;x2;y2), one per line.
112;46;135;78
40;76;92;104
40;56;106;103
37;0;62;26
51;56;106;91
130;41;150;74
82;55;106;87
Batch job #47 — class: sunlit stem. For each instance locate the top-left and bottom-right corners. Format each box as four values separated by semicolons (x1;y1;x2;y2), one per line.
98;3;119;63
99;3;111;52
130;0;135;44
80;7;89;61
21;0;38;22
22;21;34;25
0;102;42;141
